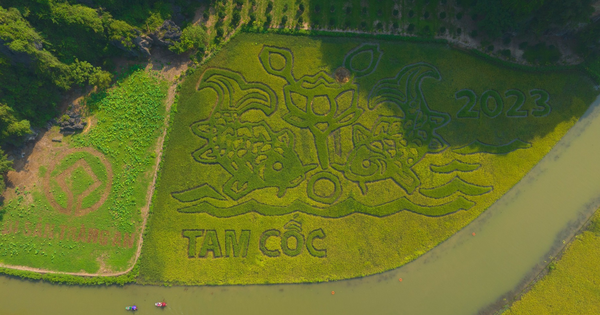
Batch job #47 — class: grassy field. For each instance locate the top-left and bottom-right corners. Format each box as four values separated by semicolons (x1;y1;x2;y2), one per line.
138;32;597;285
0;68;167;274
502;212;600;314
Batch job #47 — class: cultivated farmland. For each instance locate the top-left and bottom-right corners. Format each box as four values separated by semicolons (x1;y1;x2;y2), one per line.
139;33;597;285
0;68;168;276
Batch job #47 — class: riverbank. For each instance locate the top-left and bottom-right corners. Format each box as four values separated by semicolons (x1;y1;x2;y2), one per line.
500;210;600;314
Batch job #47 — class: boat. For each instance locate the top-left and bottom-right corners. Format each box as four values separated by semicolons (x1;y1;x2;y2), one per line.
125;305;138;311
155;302;167;307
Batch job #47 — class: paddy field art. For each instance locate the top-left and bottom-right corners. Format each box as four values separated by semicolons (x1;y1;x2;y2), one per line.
0;25;597;313
3;0;600;313
135;33;597;285
0;68;168;281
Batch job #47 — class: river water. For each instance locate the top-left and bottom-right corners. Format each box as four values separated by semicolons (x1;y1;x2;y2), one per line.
2;95;600;315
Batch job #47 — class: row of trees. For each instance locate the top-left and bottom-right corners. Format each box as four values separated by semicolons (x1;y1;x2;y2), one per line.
455;0;600;60
457;0;595;39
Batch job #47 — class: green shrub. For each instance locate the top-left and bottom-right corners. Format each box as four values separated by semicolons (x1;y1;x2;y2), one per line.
231;11;241;27
422;25;431;36
249;12;257;25
170;25;208;54
523;43;561;65
216;26;224;38
145;12;164;30
217;9;226;20
519;41;529;50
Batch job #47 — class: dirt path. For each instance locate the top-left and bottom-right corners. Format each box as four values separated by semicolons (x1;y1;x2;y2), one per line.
83;117;92;133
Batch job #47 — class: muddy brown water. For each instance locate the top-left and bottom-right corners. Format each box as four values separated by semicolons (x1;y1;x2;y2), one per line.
2;95;600;315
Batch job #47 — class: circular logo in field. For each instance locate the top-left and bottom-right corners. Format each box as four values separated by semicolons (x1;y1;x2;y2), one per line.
44;148;112;216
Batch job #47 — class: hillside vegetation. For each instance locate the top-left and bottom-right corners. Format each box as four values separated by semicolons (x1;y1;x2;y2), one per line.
0;0;598;193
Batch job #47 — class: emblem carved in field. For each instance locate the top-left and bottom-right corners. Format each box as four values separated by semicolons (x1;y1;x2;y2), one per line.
44;148;113;216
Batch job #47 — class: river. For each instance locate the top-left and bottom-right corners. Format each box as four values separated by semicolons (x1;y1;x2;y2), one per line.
2;95;600;315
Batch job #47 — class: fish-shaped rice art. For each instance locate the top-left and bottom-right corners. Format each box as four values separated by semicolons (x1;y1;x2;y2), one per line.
334;63;450;194
190;68;316;200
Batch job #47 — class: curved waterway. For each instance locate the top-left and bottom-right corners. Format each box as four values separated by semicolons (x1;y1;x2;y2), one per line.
3;95;600;315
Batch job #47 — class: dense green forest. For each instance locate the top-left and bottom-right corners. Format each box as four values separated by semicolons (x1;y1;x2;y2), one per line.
0;0;598;193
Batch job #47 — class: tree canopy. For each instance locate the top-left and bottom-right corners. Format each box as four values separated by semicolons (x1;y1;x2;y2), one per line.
459;0;594;38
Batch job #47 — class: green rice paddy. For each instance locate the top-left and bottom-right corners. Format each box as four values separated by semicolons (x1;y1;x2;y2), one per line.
138;33;597;285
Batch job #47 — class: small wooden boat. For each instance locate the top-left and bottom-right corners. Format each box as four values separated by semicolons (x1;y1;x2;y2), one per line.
155;302;167;307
